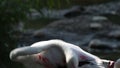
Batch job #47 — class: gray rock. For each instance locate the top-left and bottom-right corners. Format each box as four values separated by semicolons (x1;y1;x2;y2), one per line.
108;30;120;39
92;16;108;21
88;39;117;52
31;15;114;44
19;15;120;53
89;23;103;30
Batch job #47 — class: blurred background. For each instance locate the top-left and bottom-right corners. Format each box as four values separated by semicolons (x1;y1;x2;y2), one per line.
0;0;120;68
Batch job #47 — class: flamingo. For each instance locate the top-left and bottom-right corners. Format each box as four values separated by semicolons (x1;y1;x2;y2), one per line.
10;39;120;68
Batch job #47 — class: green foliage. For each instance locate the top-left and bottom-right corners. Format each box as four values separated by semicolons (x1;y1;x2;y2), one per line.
0;0;29;67
0;0;28;46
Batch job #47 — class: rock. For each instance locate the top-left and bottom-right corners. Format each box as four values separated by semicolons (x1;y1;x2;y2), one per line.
19;15;120;53
64;6;85;18
27;9;41;19
85;1;120;16
26;1;120;19
88;39;117;52
108;30;120;39
89;23;103;30
92;16;108;21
